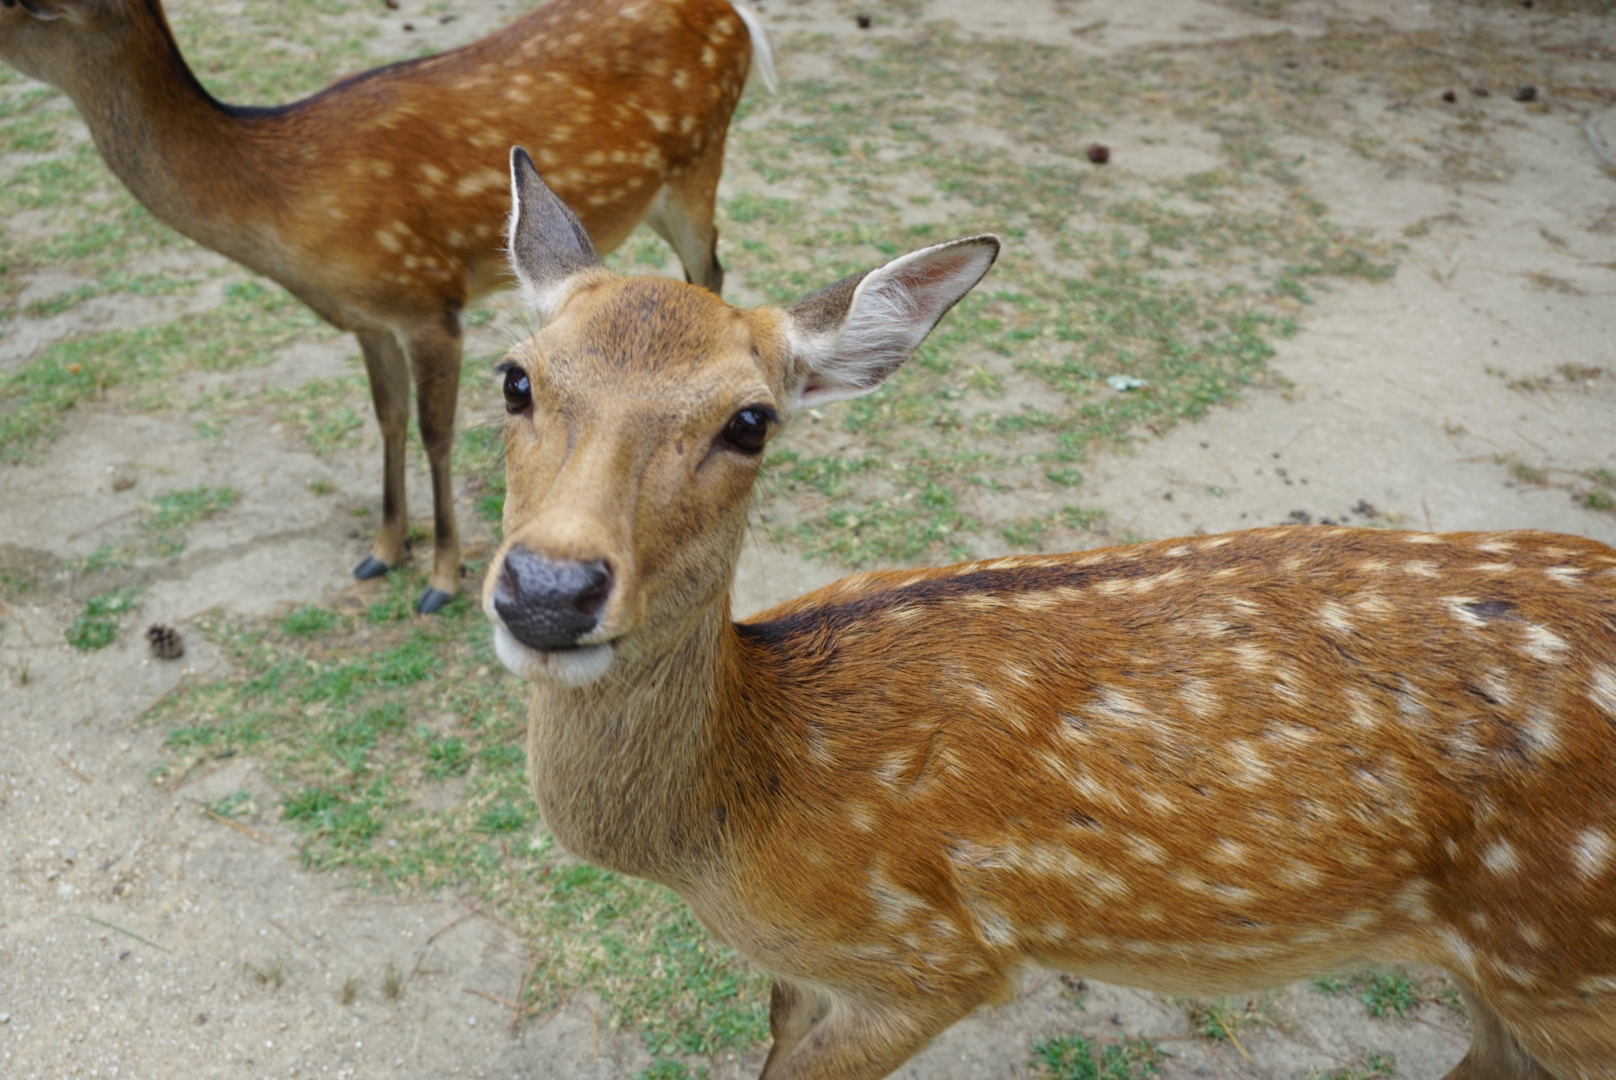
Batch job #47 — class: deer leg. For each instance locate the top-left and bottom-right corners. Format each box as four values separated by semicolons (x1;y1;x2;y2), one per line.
756;990;966;1080
644;131;728;294
760;979;832;1074
354;330;411;581
404;313;463;615
1443;984;1555;1080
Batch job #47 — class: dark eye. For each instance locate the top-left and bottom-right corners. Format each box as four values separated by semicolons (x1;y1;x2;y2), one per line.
721;407;772;455
501;364;532;413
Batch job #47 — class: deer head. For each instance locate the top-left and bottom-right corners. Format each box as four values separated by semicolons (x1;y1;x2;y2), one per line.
484;147;998;687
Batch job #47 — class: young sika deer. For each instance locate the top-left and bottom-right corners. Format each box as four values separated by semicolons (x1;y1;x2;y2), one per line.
485;151;1616;1079
0;0;772;612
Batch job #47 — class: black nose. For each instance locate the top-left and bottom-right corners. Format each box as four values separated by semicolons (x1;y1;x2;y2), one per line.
493;548;613;650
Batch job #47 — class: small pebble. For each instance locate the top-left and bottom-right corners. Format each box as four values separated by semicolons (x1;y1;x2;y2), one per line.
402;21;414;31
1441;89;1456;103
855;13;871;28
1513;85;1537;102
1087;142;1110;164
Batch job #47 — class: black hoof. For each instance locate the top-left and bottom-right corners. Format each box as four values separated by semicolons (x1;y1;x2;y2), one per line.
417;588;454;615
354;555;391;581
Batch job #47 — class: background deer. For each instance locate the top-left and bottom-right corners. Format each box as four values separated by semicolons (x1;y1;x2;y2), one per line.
482;151;1616;1079
0;0;773;612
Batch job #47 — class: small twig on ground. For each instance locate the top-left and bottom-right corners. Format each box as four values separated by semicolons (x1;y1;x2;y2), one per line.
268;919;326;969
463;900;522;938
426;908;476;946
1586;119;1616;171
189;800;269;844
83;914;173;954
55;754;93;784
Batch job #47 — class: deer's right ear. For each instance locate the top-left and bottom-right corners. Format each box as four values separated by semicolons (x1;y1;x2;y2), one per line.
507;146;601;322
783;235;999;409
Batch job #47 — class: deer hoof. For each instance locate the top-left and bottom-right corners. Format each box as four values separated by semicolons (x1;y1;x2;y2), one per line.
354;555;392;580
417;588;455;615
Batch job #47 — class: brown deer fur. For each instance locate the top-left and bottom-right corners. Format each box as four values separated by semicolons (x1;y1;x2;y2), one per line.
485;162;1616;1078
0;0;766;611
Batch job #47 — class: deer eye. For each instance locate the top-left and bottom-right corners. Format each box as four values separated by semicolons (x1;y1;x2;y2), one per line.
500;364;532;413
720;407;773;455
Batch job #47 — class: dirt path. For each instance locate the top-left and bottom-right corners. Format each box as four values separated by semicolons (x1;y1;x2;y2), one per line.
2;1;1613;1078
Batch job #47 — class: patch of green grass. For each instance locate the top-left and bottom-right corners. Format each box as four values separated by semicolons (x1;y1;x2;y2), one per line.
1031;1033;1167;1080
23;283;98;318
456;423;507;527
65;587;142;651
144;571;767;1058
0;282;326;462
1184;996;1273;1048
258;373;368;457
202;789;255;820
142;485;237;555
1312;968;1422;1019
634;1059;707;1080
1306;1052;1397;1080
280;605;339;637
725;29;1390;566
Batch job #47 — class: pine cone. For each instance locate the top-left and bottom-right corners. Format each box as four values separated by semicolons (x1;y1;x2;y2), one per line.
146;624;184;660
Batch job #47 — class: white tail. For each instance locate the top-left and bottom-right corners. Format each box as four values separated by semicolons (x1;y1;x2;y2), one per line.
482;158;1616;1078
0;0;770;613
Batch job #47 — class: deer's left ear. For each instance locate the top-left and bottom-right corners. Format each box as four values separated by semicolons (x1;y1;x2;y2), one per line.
507;146;601;322
782;235;999;408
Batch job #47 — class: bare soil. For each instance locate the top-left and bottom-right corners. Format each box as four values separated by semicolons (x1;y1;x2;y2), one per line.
2;1;1614;1078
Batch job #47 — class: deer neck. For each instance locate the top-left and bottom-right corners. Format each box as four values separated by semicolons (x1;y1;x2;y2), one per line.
56;5;282;264
524;600;737;886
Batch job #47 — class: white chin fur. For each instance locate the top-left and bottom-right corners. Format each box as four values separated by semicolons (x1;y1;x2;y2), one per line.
492;624;614;687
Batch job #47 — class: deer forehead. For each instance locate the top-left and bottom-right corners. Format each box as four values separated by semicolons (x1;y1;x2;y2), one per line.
528;276;788;404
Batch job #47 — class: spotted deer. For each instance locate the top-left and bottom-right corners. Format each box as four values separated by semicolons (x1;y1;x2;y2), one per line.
0;0;773;613
483;150;1616;1079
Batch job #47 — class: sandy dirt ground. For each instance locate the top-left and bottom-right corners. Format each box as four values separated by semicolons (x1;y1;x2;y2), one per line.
2;0;1614;1078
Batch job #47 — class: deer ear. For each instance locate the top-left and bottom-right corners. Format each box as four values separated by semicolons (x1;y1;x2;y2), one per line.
507;146;600;321
783;235;999;408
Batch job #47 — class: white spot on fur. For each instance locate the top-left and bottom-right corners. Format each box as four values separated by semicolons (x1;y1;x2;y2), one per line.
1520;623;1568;662
1440;930;1480;980
1317;600;1354;634
1588;665;1616;720
1482;839;1521;876
1572;828;1613;881
1394;879;1434;921
1277;862;1322;888
867;866;930;924
1443;597;1486;629
1545;566;1583;586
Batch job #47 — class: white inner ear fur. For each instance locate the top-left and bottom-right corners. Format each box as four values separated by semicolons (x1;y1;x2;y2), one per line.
505;173;586;325
789;239;997;409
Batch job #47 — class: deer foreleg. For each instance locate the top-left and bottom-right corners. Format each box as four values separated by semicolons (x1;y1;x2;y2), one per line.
405;315;463;614
355;330;411;580
757;988;966;1080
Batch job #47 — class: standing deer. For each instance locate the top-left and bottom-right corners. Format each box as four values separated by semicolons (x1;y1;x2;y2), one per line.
0;0;773;613
484;151;1616;1078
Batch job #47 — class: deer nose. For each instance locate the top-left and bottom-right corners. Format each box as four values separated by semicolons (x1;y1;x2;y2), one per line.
493;547;613;650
